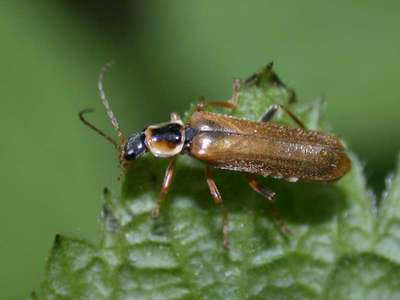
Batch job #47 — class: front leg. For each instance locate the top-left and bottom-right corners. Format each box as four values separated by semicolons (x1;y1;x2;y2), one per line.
196;79;241;112
170;112;182;123
152;157;177;218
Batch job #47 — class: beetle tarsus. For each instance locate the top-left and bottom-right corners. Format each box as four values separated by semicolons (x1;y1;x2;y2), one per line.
151;206;160;218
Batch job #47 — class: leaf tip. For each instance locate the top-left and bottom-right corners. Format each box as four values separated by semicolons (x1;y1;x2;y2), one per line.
102;186;113;204
243;62;296;104
28;290;38;300
53;234;63;249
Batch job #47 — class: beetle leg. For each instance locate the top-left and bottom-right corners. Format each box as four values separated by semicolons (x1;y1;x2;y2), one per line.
229;78;241;106
205;166;229;247
246;175;291;235
152;157;177;218
170;112;182;123
260;104;306;129
247;176;276;201
196;79;241;112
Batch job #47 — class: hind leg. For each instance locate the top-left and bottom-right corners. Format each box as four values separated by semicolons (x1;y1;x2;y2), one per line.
246;175;291;235
260;104;306;129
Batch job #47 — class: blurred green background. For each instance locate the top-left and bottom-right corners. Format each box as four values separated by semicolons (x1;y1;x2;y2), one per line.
1;1;400;299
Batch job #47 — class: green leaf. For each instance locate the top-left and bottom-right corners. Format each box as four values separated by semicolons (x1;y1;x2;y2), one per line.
36;64;400;300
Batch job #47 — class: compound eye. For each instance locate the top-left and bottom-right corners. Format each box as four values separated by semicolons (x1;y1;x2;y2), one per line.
123;133;147;160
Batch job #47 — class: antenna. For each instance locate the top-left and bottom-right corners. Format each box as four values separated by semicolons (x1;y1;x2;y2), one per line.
79;108;118;149
79;61;127;165
97;61;126;147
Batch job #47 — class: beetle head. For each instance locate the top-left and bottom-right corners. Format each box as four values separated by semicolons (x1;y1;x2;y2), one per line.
123;133;148;160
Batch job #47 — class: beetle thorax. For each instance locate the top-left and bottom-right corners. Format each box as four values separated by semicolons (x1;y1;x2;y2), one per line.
144;122;185;158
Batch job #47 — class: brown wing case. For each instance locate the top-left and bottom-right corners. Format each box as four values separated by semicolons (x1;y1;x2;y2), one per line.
189;111;351;182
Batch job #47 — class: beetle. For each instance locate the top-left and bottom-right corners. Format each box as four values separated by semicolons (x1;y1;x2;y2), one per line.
79;62;351;246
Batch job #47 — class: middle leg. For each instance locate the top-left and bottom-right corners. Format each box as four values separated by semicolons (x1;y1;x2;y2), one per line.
205;166;229;247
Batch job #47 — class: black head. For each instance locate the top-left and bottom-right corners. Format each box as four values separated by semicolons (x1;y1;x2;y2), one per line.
123;133;147;160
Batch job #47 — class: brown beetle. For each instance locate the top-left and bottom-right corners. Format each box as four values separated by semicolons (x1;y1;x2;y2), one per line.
80;63;351;246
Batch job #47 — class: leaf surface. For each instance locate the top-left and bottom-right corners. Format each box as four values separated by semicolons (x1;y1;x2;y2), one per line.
37;65;400;300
